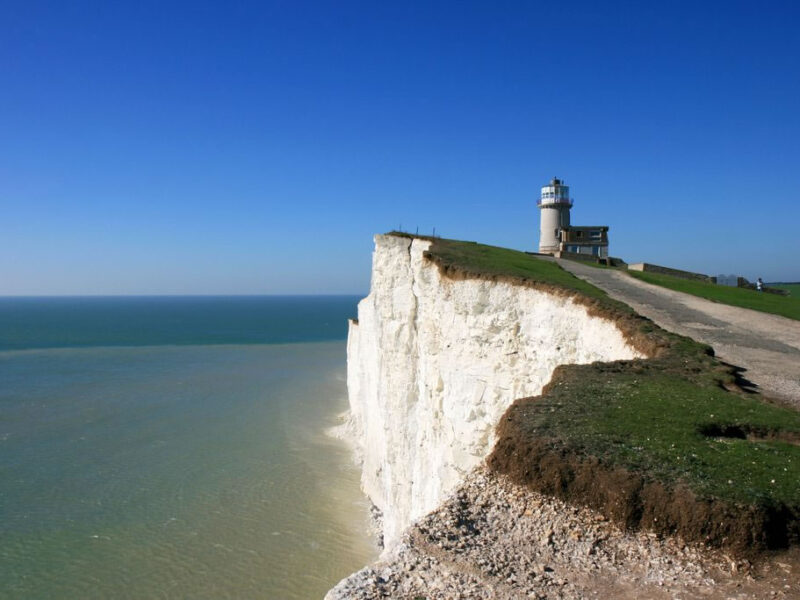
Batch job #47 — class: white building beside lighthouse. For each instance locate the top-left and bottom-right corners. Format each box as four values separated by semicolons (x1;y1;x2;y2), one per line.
538;177;609;258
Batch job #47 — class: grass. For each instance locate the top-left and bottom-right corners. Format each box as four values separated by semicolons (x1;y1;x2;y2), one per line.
389;233;800;551
530;364;800;507
771;283;800;297
491;352;800;552
628;269;800;321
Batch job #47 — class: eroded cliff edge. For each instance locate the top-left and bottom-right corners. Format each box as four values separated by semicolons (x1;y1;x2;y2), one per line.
345;234;643;548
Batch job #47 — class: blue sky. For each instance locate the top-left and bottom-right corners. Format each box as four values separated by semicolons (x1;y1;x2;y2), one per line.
2;1;798;294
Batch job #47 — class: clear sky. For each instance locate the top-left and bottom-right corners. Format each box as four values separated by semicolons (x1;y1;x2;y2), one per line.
2;1;798;294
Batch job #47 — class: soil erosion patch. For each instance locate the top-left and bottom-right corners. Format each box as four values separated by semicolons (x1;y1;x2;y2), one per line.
488;356;800;556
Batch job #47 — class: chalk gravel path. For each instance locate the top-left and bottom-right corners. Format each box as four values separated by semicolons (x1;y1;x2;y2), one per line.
557;259;800;408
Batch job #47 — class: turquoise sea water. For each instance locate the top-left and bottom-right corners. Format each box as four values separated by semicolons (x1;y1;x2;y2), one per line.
0;297;376;599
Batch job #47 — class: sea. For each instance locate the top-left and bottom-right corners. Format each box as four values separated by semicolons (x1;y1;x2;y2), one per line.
0;296;377;599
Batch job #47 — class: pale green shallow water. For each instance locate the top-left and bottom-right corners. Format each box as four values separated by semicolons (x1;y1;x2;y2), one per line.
0;340;377;599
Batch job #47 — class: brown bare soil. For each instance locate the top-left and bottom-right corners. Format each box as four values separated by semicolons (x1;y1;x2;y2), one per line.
489;412;799;557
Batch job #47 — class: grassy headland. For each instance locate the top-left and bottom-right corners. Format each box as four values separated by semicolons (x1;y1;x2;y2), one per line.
627;270;800;321
391;233;800;555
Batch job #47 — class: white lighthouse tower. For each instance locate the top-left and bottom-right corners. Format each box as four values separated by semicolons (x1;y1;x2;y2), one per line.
538;177;572;253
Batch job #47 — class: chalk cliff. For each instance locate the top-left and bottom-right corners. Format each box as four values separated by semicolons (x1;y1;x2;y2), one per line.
345;234;644;549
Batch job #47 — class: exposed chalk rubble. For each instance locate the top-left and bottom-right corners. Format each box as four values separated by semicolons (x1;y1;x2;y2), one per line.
326;469;797;600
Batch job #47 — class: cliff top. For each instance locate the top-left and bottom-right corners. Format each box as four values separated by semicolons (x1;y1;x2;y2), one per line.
389;232;606;300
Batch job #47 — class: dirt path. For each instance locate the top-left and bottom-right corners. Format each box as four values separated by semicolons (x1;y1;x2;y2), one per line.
556;259;800;408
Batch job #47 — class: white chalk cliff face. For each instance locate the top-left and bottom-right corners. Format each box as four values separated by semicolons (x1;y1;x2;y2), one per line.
347;235;643;548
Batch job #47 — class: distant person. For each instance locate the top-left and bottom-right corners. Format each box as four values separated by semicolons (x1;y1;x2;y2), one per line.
757;278;763;292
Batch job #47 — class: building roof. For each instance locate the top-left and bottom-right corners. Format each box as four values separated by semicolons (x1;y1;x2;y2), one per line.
563;225;609;231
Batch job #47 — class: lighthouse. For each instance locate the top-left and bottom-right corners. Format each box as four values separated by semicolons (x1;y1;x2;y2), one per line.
538;177;572;253
537;177;609;258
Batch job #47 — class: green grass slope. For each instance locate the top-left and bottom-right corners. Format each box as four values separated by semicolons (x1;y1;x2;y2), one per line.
490;357;800;554
628;270;800;321
412;235;607;299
